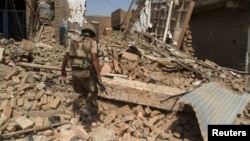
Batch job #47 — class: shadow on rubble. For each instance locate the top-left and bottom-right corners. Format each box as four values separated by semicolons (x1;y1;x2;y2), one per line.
168;104;203;141
71;95;98;132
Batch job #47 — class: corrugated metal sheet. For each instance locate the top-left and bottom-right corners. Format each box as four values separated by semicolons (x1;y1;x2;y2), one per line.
175;82;250;141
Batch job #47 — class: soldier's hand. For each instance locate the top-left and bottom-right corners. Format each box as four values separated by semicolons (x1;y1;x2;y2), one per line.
97;74;102;82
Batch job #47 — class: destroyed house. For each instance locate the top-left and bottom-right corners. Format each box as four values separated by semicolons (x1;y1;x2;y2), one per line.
0;0;88;44
190;0;250;71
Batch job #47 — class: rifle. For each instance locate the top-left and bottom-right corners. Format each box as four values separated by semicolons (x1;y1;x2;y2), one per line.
84;59;107;92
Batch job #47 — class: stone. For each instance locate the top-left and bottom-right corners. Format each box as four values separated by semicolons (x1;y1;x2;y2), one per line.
36;82;46;90
60;129;79;141
15;116;34;129
91;128;116;141
35;117;44;127
2;107;12;118
50;98;61;109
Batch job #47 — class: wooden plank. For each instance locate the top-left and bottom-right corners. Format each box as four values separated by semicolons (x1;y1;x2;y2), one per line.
176;0;195;49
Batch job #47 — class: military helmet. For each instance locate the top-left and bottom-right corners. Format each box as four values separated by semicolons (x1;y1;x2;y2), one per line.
80;23;97;37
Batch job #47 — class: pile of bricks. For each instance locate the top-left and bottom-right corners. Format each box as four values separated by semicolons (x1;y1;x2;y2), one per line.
0;25;250;140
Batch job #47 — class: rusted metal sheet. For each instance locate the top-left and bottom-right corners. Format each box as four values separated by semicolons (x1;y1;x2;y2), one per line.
174;82;250;141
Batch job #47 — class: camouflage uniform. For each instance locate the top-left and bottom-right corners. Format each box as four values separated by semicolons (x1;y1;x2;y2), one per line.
66;35;99;116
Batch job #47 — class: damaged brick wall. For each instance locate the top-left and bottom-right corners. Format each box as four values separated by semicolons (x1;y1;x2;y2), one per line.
190;7;250;71
86;15;111;37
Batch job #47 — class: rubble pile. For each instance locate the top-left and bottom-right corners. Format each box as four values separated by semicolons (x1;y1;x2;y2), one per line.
0;28;250;141
98;32;246;94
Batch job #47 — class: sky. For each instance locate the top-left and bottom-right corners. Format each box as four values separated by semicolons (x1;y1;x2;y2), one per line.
85;0;137;16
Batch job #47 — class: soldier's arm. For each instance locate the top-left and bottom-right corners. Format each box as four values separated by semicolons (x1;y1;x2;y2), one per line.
91;53;101;81
61;52;69;77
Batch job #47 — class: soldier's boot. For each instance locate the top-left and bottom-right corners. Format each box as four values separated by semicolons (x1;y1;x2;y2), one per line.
81;103;93;122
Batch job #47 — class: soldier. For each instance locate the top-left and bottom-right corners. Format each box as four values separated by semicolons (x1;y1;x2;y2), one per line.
61;23;101;123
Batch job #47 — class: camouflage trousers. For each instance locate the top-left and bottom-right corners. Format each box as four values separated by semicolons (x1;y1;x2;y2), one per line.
71;67;98;108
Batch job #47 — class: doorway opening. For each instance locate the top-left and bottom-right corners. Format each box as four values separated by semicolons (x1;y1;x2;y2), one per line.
0;0;26;40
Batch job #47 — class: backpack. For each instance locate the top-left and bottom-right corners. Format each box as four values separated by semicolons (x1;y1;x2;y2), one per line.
68;37;93;69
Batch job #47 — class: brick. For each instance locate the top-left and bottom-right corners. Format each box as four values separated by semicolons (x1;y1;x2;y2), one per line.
144;106;152;115
17;84;33;91
150;110;161;117
6;86;15;93
53;129;61;139
5;69;18;80
0;116;8;127
35;89;45;100
31;100;39;110
0;94;11;99
23;99;32;111
27;92;36;100
15;116;34;129
47;95;55;103
33;136;49;141
16;90;25;95
60;129;79;141
45;89;53;95
40;94;47;104
58;114;71;120
36;82;46;90
0;81;8;89
42;130;53;136
24;110;63;117
35;117;44;127
117;105;133;116
131;119;143;129
70;118;80;126
75;125;89;139
136;112;144;119
0;47;4;60
12;111;22;118
43;117;50;126
55;92;66;102
17;98;24;107
104;28;112;37
6;123;17;132
104;110;117;125
122;115;134;122
32;74;41;80
64;110;74;117
122;52;138;61
91;128;116;141
122;133;131;141
0;99;9;110
101;63;112;75
2;107;12;118
50;98;61;109
12;76;20;83
41;104;50;111
158;132;171;140
11;97;16;108
115;123;129;136
133;105;144;115
21;73;29;83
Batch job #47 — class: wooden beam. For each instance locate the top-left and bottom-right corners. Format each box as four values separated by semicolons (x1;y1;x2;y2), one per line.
100;77;186;111
176;0;195;49
24;0;42;24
